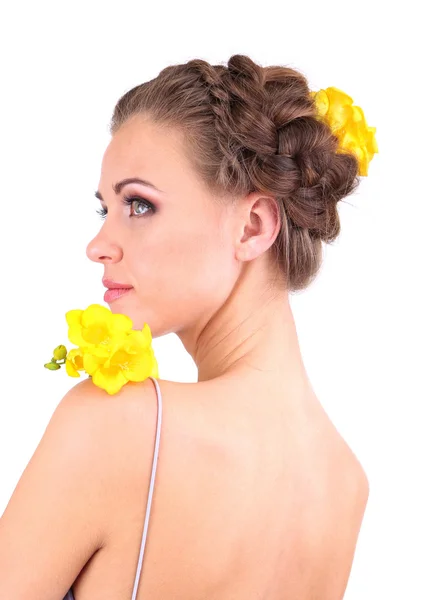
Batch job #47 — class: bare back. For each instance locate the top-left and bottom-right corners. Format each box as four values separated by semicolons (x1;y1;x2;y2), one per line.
71;375;369;600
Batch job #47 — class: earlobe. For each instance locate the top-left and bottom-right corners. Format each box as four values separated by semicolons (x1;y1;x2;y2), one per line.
235;243;251;262
235;238;262;263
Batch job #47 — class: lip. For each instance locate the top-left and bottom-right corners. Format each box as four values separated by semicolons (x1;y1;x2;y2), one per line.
104;287;133;304
102;277;133;289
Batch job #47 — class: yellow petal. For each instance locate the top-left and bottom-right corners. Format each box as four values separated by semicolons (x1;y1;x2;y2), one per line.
150;358;159;379
111;312;133;334
65;309;83;328
140;323;153;346
67;324;89;347
81;304;112;327
325;86;354;107
92;366;128;395
67;348;85;371
65;359;80;377
366;127;378;154
83;351;106;375
328;102;353;132
312;89;329;117
82;322;111;345
91;346;112;358
124;349;154;382
358;161;368;177
339;126;359;150
124;330;149;352
350;105;367;128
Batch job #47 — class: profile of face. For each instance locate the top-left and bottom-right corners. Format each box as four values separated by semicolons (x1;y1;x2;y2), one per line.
86;116;243;338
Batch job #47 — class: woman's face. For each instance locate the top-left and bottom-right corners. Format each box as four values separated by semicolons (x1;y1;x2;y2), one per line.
86;116;239;338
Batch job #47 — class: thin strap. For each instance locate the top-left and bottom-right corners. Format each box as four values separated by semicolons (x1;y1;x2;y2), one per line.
130;376;163;600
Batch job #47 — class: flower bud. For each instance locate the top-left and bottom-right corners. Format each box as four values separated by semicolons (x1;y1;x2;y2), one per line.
45;362;61;370
53;345;67;360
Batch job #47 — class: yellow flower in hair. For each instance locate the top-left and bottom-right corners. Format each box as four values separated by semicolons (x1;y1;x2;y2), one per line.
310;86;378;176
44;304;159;395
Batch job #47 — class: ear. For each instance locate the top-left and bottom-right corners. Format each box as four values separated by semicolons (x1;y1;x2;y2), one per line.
234;192;281;262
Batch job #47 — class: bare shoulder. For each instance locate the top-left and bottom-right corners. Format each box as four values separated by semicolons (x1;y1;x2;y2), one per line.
0;375;167;598
62;375;166;433
311;404;371;552
326;415;370;504
56;376;168;523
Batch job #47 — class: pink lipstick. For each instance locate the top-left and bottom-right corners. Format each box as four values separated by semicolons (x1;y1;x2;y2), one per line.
103;287;133;303
102;278;133;303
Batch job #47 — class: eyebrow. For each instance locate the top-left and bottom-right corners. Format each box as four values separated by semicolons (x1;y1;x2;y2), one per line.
95;177;164;201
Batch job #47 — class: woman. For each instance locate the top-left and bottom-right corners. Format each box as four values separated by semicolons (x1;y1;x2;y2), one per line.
0;54;371;599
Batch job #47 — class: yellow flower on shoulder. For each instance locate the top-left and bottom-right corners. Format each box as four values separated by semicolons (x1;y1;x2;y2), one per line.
46;304;159;395
310;86;378;176
84;325;159;395
66;303;132;350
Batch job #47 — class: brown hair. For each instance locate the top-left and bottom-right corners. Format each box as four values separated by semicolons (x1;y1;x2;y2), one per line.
109;54;360;293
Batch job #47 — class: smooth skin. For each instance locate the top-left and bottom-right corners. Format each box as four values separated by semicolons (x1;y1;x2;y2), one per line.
0;115;369;599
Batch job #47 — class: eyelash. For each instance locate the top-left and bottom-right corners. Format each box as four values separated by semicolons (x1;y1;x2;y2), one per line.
96;195;156;220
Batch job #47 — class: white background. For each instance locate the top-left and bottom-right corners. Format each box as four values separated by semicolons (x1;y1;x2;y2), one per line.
0;1;433;598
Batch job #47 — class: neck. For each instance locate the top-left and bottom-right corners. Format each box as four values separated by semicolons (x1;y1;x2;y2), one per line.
177;275;308;386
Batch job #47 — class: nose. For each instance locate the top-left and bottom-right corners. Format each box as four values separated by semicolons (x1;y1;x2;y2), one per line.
86;229;123;264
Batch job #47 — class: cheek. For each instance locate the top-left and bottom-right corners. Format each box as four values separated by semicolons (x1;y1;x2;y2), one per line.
152;212;235;299
178;221;229;280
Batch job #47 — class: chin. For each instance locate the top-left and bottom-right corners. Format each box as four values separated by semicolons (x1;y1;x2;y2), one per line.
109;302;158;337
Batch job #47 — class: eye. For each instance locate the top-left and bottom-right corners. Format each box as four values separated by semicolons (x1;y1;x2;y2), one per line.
123;195;156;216
96;206;107;219
95;195;156;220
